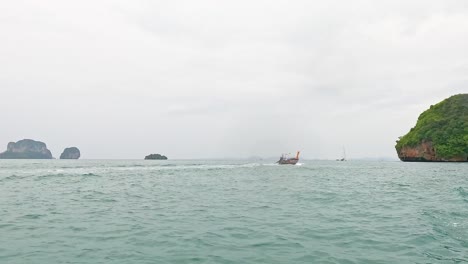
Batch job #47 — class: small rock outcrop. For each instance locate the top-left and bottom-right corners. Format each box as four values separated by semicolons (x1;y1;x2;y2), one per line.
0;139;53;159
60;147;80;159
144;154;168;160
396;94;468;162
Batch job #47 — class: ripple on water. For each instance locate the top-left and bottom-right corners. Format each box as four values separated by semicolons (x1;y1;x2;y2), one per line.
421;208;468;261
34;173;66;180
81;173;100;177
21;214;44;219
1;174;25;182
455;186;468;201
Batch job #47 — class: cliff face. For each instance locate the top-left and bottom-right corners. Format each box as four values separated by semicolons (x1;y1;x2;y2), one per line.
395;94;468;162
0;139;53;159
398;141;466;162
60;147;80;159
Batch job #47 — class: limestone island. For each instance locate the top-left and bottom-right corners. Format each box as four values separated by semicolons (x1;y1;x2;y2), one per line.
395;94;468;162
60;147;81;159
0;139;53;159
145;154;168;160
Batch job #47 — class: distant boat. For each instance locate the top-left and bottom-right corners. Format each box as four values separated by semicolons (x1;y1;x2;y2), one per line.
336;147;346;161
277;151;300;165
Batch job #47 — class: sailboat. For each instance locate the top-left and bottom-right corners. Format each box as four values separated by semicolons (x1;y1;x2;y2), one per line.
336;147;346;161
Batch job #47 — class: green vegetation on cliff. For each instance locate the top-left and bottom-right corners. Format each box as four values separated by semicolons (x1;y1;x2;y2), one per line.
144;154;168;160
395;94;468;159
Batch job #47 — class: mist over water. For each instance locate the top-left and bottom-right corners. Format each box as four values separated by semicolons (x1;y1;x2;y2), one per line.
1;160;467;263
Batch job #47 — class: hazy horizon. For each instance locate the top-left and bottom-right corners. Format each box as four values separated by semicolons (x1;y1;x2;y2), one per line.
1;0;467;159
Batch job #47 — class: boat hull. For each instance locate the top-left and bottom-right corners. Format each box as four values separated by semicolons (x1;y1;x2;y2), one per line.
278;158;299;165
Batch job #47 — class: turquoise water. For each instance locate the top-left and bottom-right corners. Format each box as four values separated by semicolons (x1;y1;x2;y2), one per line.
0;160;467;263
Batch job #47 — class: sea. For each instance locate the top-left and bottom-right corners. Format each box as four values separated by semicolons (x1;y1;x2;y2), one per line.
0;159;467;263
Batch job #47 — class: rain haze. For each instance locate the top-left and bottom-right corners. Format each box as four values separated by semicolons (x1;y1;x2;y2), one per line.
1;0;467;159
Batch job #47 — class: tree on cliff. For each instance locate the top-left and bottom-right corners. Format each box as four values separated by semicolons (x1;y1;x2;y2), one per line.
144;154;168;160
395;94;468;161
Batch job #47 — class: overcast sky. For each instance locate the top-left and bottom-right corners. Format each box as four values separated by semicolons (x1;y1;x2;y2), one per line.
0;0;467;159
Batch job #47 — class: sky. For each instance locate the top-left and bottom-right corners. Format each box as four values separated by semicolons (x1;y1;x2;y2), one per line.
0;0;467;159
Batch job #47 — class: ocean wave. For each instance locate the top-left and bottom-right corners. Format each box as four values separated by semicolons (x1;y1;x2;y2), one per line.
81;173;100;177
0;174;24;182
455;187;468;199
